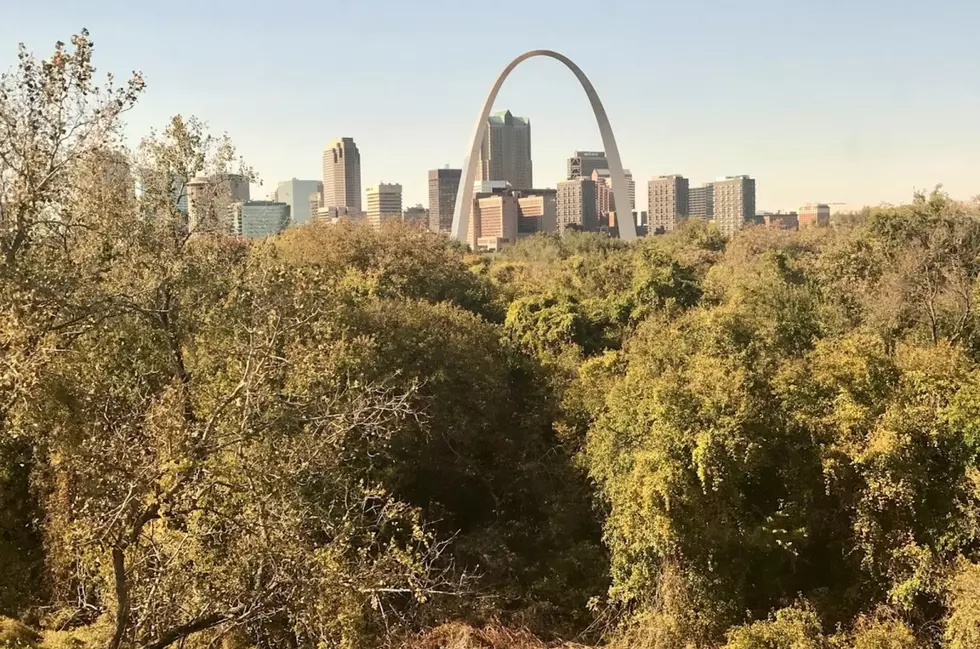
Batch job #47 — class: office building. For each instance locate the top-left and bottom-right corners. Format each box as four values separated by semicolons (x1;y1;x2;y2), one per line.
365;183;402;230
427;167;461;233
689;184;715;219
275;179;321;225
322;137;361;213
647;175;689;234
799;203;831;228
479;110;532;189
230;201;290;238
186;174;250;232
713;176;756;236
516;190;557;235
567;151;607;180
557;178;599;233
469;193;519;251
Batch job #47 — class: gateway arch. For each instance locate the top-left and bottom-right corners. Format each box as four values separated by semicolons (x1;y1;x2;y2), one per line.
451;50;637;243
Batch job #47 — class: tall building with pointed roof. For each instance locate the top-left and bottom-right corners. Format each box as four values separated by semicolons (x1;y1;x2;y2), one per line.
478;110;532;190
322;137;362;214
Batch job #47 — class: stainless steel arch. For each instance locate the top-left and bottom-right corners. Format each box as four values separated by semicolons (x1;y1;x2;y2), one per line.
451;50;637;243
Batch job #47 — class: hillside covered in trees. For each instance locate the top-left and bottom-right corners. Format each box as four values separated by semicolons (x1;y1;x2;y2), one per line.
4;30;980;649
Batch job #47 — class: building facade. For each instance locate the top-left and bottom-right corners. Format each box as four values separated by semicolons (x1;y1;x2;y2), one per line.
557;178;599;233
592;169;613;222
647;175;689;234
566;151;607;180
516;190;558;235
592;168;636;227
689;184;715;220
479;110;532;190
755;211;799;230
322;137;362;213
713;175;756;236
469;193;519;251
365;183;403;230
230;201;290;238
427;167;461;233
798;203;831;228
275;179;322;225
624;169;636;211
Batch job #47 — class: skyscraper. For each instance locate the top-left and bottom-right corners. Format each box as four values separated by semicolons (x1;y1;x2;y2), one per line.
713;175;756;236
275;179;322;225
427;167;461;233
322;137;361;213
566;151;607;180
647;175;689;234
557;178;599;233
365;183;402;230
479;110;532;190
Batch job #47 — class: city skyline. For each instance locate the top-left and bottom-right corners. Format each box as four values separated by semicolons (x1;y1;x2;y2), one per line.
2;1;979;214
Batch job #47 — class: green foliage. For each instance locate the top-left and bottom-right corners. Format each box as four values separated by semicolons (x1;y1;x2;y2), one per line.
721;606;830;649
846;614;920;649
945;561;980;649
0;618;40;649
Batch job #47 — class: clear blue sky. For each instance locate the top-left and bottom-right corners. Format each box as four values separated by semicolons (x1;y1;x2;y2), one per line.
3;0;979;212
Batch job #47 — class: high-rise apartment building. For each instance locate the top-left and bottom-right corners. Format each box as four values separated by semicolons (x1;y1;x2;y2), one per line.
322;137;362;213
557;179;599;233
229;201;290;238
275;179;321;225
713;175;756;236
479;110;532;189
566;151;607;180
798;203;831;228
689;184;715;220
186;173;250;233
365;183;402;230
427;167;461;233
647;175;689;234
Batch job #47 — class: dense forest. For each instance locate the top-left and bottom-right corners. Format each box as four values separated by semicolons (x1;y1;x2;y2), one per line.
4;30;980;649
